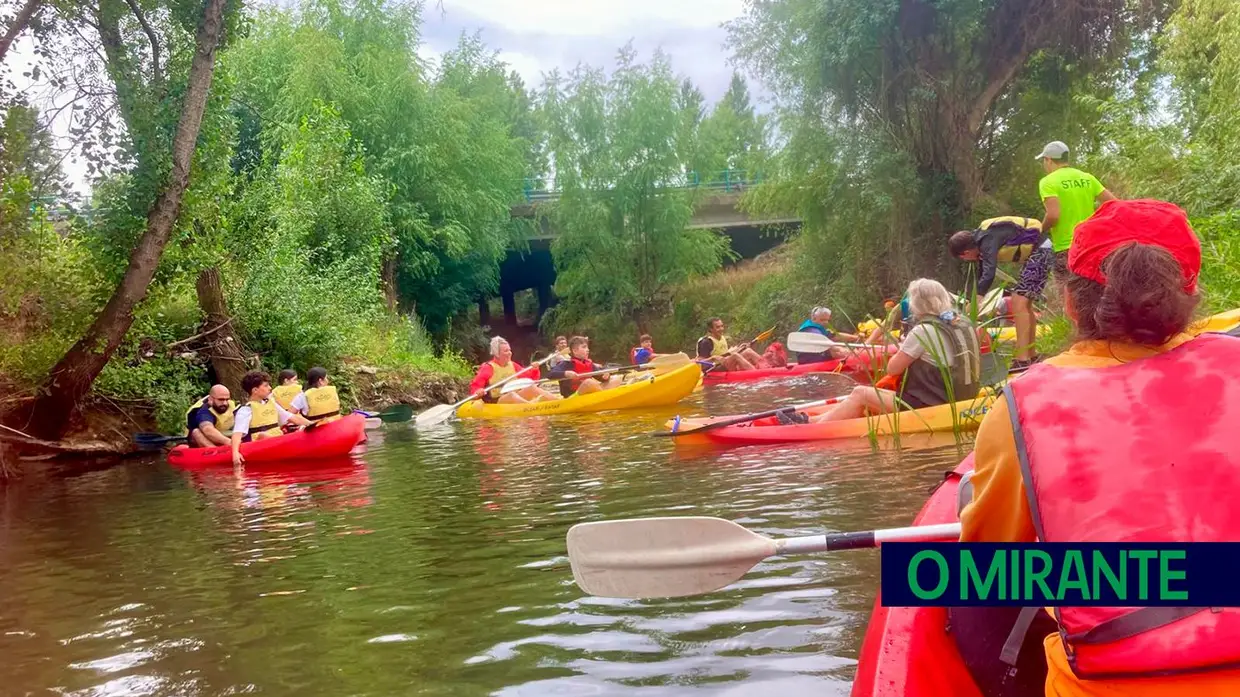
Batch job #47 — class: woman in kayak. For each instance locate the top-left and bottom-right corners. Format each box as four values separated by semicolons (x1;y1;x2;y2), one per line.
290;367;342;424
548;336;625;397
272;369;302;411
958;199;1240;697
789;279;981;424
468;337;560;405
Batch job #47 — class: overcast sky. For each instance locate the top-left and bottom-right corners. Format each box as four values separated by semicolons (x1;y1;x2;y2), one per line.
10;0;760;196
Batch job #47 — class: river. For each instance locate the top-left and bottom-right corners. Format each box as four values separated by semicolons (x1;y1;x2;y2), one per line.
0;378;974;696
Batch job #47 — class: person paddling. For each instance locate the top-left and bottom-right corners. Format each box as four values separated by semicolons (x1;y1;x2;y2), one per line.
290;367;342;424
271;369;302;411
231;371;312;466
630;334;661;366
956;199;1240;697
696;317;767;371
788;279;980;424
949;215;1050;370
185;384;235;448
468;337;560;405
548;336;624;397
795;306;861;362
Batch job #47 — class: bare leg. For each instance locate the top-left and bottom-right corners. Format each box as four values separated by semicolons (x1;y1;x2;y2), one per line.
498;392;532;404
251;430;284;442
811;386;898;422
1010;294;1036;361
724;354;755;371
517;386;561;401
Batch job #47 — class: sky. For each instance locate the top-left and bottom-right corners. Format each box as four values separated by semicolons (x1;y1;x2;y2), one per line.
7;0;760;197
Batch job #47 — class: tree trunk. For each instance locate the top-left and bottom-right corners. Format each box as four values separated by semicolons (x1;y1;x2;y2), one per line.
13;0;230;440
195;266;247;396
0;0;42;65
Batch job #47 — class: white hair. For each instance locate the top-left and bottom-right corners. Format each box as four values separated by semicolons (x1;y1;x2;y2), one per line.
489;336;509;357
811;306;832;320
905;278;954;317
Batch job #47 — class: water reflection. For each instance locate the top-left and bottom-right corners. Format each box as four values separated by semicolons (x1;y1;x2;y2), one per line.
1;377;971;696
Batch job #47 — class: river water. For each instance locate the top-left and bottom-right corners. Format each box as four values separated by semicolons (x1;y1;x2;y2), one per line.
1;378;973;696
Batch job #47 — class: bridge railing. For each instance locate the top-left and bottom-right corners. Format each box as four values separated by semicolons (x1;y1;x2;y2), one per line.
521;169;763;203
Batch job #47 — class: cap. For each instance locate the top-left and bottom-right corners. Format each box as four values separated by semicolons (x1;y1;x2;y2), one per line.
1068;199;1201;294
1035;141;1069;161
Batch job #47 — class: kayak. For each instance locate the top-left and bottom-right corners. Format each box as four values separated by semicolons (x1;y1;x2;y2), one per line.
456;362;702;418
703;345;896;384
1189;306;1240;335
168;413;366;468
665;389;999;445
851;454;981;697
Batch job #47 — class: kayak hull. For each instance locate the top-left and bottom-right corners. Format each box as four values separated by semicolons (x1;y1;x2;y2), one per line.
703;345;896;384
851;455;982;697
168;413;366;468
456;362;702;418
667;390;998;444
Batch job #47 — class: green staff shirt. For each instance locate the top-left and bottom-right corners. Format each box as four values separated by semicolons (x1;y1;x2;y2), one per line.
1038;167;1105;252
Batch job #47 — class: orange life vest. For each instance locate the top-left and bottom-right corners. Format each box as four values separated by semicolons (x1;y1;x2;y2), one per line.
1005;333;1240;679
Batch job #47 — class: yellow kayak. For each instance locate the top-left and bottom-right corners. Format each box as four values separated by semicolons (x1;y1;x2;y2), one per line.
1189;307;1240;335
666;387;1000;445
457;362;703;418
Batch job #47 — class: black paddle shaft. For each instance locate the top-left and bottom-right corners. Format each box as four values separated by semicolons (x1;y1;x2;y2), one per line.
824;530;878;551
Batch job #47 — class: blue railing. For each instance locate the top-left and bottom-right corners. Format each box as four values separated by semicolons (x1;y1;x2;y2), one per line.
521;168;763;203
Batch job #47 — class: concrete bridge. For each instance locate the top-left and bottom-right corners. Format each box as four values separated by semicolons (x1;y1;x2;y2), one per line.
485;180;801;327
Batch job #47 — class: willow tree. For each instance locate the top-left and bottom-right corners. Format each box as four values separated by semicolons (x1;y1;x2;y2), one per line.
728;0;1172;292
538;45;732;335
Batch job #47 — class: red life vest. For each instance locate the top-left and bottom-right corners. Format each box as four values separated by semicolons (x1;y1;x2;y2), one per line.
564;356;598;393
630;347;640;364
1005;333;1240;679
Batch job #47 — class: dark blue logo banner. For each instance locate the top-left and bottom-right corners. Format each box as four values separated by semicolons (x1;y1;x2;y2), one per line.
880;543;1240;607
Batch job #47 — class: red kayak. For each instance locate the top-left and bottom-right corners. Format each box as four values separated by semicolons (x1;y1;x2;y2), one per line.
702;345;895;384
851;453;982;697
168;414;366;468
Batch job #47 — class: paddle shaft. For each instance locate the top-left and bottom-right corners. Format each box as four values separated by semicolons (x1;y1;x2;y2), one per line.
777;522;961;554
464;353;556;404
661;396;842;436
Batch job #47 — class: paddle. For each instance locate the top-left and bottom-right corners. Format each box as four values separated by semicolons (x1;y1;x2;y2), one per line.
787;332;882;354
135;432;188;446
702;326;777;374
655;395;847;437
566;516;962;598
354;404;415;423
522;352;692;392
415;352;557;428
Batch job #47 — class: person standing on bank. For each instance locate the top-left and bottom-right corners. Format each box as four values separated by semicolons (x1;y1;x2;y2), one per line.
1035;141;1116;276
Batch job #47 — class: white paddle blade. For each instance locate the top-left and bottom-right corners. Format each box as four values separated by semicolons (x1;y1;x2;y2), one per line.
500;378;538;395
414;403;457;427
787;332;836;354
567;517;778;598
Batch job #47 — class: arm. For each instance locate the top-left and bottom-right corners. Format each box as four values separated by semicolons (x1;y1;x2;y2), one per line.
884;349;915;378
468;363;495;395
975;233;1002;296
959;399;1038;542
1040;196;1060;234
230;406;250;466
1097;189;1116;204
290;392;308;416
197;420;229;446
276;401;310;428
547;361;572;380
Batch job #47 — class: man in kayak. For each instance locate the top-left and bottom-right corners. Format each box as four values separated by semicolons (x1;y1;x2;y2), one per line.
231;370;313;466
949;215;1049;370
290;367;342;424
1035;140;1116;276
469;336;560;405
796;306;862;362
697;317;766;371
185;384;235;447
548;336;624;397
787;279;980;424
957;199;1240;697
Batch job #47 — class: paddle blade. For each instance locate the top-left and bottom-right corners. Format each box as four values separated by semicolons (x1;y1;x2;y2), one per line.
134;432;185;446
377;404;414;423
753;325;777;344
647;352;690;374
414;403;457;428
566;516;778;598
787;331;835;354
500;378;538;395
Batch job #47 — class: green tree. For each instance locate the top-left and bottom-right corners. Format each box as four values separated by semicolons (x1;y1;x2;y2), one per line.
539;45;732;335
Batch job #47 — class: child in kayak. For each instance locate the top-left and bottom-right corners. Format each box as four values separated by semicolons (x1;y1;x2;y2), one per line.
231;370;313;466
290;367;342;424
630;335;659;365
271;369;302;411
548;336;624;397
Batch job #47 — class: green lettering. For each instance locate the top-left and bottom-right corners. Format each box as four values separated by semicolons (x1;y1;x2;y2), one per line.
1092;550;1126;601
1130;550;1158;600
1011;546;1019;600
909;551;949;600
1057;550;1090;601
1024;550;1054;601
1160;550;1188;601
962;550;1004;600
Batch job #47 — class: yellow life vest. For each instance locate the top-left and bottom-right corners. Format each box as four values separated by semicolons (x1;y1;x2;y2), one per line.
701;335;729;357
242;398;282;439
272;384;302;411
487;360;517;400
183;396;235;435
303;385;341;423
979;216;1043;264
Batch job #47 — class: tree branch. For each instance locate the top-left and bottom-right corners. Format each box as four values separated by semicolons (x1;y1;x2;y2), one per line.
121;0;161;89
0;0;43;64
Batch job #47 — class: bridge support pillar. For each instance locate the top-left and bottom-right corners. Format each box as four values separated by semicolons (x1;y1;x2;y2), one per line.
536;283;554;322
502;290;517;325
478;299;491;328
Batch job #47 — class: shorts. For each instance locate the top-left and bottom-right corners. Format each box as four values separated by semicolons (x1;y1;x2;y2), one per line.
1013;245;1053;300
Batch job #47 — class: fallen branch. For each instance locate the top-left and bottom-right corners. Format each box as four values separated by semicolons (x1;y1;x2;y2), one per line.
167;318;233;349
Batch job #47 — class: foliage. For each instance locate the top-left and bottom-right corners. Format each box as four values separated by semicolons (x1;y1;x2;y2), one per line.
538;45;735;337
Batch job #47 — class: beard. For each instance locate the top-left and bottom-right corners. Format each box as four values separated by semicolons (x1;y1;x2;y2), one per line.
211;404;229;414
